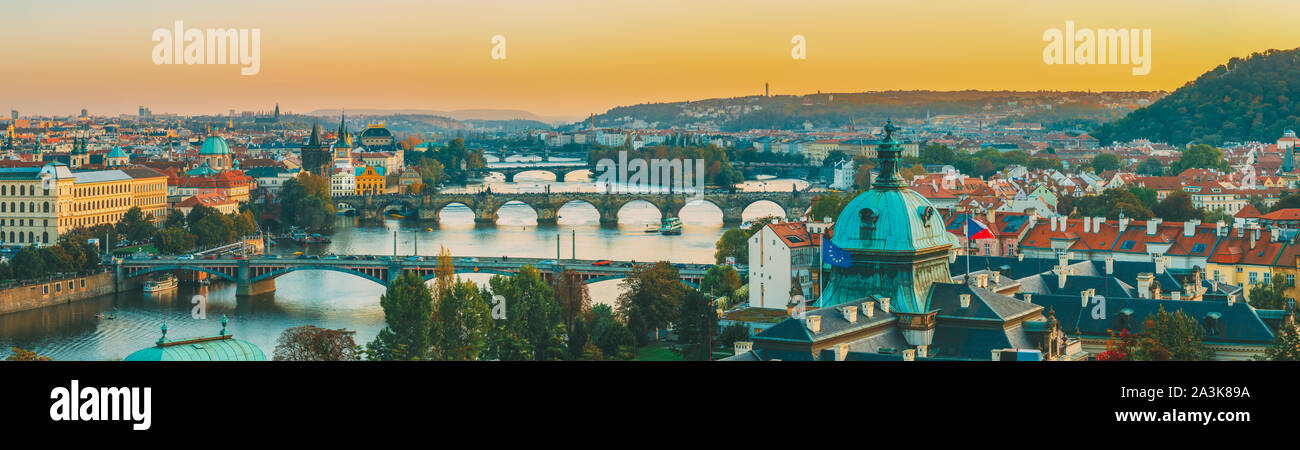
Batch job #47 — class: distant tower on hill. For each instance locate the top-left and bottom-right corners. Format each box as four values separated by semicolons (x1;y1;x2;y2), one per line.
765;82;769;97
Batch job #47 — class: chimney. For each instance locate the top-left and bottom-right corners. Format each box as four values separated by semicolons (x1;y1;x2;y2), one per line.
1146;218;1162;235
1215;220;1225;236
1137;273;1154;298
1028;215;1038;228
1271;225;1280;243
1058;251;1068;268
1018;253;1025;261
1050;216;1058;232
993;271;1001;284
916;345;929;358
1155;255;1167;274
1080;288;1094;307
835;343;849;361
1171;291;1181;301
1251;224;1261;248
733;341;753;357
839;306;858;323
960;293;971;308
1054;265;1068;290
1105;257;1114;275
1083;217;1091;233
1211;279;1219;292
1119;216;1130;232
991;349;1003;361
862;301;875;318
976;274;988;288
1227;294;1236;306
1183;220;1199;237
804;315;822;334
879;297;891;313
1023;293;1033;303
1094;217;1106;233
901;348;916;361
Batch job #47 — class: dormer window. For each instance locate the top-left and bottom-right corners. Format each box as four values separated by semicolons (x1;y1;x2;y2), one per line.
859;208;878;239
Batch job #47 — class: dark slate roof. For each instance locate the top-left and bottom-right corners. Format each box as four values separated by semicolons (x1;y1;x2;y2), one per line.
929;282;1041;322
752;297;897;344
930;324;1038;360
1034;273;1135;298
949;256;1080;280
1025;294;1276;345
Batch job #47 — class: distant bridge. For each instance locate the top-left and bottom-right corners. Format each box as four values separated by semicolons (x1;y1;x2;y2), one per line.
334;191;813;224
116;255;732;297
466;162;594;182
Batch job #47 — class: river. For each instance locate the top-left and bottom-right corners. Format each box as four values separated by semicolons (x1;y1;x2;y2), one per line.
0;171;810;361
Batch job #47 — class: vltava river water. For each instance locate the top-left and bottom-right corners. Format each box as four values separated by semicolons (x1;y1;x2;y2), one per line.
0;173;807;361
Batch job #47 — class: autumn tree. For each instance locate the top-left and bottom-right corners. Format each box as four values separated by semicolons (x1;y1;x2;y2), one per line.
1263;322;1300;361
5;347;52;361
554;269;592;330
616;262;685;357
273;325;360;361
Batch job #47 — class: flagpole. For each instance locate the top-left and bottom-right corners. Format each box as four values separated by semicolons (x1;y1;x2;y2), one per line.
965;218;971;280
818;235;824;303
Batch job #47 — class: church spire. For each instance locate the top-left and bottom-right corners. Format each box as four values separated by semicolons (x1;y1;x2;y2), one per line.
309;122;321;146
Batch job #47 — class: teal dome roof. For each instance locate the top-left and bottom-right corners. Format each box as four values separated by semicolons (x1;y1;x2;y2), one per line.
125;337;266;361
831;188;955;253
125;318;266;361
107;146;128;158
199;136;232;155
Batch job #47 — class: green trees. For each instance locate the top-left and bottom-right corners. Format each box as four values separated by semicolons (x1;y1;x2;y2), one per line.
0;240;100;282
700;264;742;304
616;262;685;356
587;304;634;360
368;271;435;360
1135;158;1165;176
1248;281;1289;309
1091;153;1122;172
1151;191;1201;222
434;281;493;361
116;207;155;243
1169;144;1231;174
1092;48;1300;145
1097;306;1213;361
485;266;565;361
676;289;719;361
1263;323;1300;361
553;269;592;331
278;172;334;232
154;226;196;255
713;228;749;265
809;192;849;222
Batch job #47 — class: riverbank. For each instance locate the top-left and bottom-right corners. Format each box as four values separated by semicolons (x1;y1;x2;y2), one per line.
0;271;139;315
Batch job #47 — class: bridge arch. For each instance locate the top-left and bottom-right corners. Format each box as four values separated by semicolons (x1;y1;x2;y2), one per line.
123;265;238;283
250;265;388;286
740;198;789;221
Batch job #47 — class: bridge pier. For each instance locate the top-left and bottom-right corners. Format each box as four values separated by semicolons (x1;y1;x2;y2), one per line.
536;206;558;225
474;207;498;224
598;207;620;225
418;208;438;222
236;260;276;297
236;277;276;297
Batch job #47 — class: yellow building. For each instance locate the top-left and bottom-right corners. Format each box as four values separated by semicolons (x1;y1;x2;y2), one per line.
0;164;169;246
121;167;169;224
355;165;386;196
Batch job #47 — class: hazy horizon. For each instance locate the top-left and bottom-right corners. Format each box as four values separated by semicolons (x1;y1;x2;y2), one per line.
4;0;1298;118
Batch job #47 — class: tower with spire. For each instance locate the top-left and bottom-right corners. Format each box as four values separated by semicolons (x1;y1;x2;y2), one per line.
301;121;332;178
333;110;352;163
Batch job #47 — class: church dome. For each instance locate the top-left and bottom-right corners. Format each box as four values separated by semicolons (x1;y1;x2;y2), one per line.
360;125;392;138
832;188;955;253
124;317;266;361
107;145;128;158
198;136;232;155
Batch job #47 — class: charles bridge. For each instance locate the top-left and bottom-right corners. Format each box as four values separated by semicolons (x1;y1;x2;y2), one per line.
333;190;814;224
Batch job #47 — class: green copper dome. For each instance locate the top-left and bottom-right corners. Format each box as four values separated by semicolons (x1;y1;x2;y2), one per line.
818;119;955;313
106;145;128;158
125;316;266;361
198;135;232;155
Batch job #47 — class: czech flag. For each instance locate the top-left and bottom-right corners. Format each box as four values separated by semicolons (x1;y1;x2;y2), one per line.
965;217;995;240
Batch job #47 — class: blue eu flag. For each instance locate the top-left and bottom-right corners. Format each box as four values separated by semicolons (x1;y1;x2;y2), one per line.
822;237;853;268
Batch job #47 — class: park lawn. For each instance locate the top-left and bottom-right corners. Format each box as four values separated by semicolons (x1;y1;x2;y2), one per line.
635;343;683;361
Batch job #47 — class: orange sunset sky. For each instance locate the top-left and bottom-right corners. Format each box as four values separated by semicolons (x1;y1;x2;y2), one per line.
2;0;1298;119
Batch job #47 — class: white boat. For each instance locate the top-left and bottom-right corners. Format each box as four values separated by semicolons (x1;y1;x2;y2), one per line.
143;274;178;293
644;223;660;233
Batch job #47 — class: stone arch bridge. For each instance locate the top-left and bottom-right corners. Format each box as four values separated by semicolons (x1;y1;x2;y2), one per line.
334;191;813;224
116;256;729;297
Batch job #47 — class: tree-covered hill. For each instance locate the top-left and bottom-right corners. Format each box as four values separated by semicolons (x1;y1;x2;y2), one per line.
1092;47;1300;146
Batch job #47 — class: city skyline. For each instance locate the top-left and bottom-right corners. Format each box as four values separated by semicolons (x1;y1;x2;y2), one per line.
4;0;1300;118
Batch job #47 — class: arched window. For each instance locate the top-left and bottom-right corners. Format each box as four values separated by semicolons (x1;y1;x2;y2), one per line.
42;232;48;244
18;202;23;213
42;202;48;213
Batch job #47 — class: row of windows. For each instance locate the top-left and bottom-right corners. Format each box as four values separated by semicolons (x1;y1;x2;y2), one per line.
0;184;47;197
